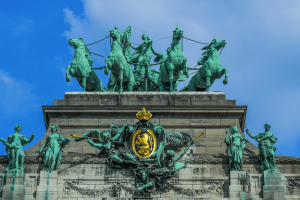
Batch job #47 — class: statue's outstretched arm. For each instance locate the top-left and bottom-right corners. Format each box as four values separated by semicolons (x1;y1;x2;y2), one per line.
131;44;139;50
174;142;191;161
151;45;160;56
23;132;35;144
244;124;256;139
85;138;104;149
0;138;12;148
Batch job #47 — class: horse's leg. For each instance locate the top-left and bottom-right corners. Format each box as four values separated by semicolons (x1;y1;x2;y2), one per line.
157;73;164;91
168;62;175;91
222;68;228;85
119;69;123;92
188;76;196;91
66;65;71;82
205;69;211;88
104;58;111;75
128;70;135;92
82;76;87;92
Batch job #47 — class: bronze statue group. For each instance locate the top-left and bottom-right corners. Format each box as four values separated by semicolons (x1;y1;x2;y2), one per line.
66;26;228;92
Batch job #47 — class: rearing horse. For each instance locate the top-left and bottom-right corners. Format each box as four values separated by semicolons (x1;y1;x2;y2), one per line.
104;27;135;91
66;38;106;91
153;27;189;91
181;39;228;91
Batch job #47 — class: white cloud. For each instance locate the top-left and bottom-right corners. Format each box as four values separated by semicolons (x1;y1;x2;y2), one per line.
0;69;39;116
61;0;300;157
0;70;16;86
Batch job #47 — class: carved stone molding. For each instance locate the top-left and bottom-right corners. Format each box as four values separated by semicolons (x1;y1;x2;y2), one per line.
0;156;298;165
287;178;300;194
47;113;241;118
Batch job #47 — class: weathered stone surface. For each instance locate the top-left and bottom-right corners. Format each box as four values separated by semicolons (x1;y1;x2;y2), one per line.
36;171;58;200
263;171;285;200
2;170;25;200
1;92;299;199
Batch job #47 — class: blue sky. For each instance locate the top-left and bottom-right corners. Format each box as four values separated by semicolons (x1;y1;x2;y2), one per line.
0;0;300;157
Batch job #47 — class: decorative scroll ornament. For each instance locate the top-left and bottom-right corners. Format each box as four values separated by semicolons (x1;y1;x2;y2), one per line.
132;129;156;158
136;107;152;121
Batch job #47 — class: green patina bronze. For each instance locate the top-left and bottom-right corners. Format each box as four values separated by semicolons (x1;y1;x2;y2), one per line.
0;125;35;171
181;38;228;91
129;34;159;91
245;123;279;172
64;27;231;92
73;109;194;195
225;126;248;171
39;125;70;171
66;38;107;91
105;26;135;91
152;28;189;91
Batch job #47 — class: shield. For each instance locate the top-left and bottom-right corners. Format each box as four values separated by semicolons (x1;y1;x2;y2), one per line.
132;128;156;159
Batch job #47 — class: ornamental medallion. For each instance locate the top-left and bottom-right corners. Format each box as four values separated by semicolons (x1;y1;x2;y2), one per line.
132;129;156;158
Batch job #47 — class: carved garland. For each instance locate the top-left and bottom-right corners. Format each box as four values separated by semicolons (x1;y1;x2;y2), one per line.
64;181;135;197
287;178;300;194
64;181;223;197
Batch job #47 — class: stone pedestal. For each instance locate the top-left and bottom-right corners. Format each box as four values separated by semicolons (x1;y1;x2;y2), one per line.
229;171;249;200
263;170;285;200
36;171;58;200
2;170;25;200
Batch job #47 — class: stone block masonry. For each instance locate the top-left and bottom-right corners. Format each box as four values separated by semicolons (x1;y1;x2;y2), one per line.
0;92;299;199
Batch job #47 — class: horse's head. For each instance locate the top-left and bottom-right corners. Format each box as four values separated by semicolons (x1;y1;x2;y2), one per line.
109;26;121;41
173;27;183;42
68;38;85;48
204;39;227;51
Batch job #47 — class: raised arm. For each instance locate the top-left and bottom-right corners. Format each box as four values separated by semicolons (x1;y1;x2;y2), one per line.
244;124;256;139
23;132;35;144
174;142;191;162
225;128;231;144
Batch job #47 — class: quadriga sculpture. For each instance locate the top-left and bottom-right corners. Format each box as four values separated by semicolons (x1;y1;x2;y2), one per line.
152;27;189;91
0;125;35;171
104;26;135;91
181;38;228;91
66;38;107;91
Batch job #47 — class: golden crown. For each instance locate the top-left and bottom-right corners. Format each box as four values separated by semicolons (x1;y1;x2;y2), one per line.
136;107;152;121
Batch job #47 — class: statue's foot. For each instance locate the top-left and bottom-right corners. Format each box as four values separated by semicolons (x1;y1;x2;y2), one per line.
223;79;228;85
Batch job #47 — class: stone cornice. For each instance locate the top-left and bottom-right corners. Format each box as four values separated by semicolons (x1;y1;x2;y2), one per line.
1;155;299;165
